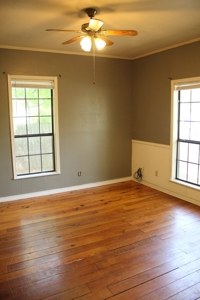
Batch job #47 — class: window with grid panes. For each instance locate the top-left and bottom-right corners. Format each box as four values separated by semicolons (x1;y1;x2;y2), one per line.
8;76;60;179
174;80;200;186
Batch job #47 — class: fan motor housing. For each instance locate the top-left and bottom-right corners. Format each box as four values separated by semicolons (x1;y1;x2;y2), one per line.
85;8;97;18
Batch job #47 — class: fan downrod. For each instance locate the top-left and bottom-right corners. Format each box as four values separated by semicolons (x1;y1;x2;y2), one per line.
85;8;97;18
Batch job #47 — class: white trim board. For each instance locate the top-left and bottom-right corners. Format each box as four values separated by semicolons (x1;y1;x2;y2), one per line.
0;177;132;203
132;139;170;149
132;139;200;207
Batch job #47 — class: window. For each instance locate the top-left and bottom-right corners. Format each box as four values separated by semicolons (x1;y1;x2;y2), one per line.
171;77;200;187
8;75;60;179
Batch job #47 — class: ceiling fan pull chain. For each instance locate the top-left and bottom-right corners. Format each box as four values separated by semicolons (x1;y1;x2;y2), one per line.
93;39;96;84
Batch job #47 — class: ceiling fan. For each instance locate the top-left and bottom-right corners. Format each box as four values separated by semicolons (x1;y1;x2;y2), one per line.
46;7;138;52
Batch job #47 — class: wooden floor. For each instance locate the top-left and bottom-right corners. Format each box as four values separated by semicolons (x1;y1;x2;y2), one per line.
1;181;200;300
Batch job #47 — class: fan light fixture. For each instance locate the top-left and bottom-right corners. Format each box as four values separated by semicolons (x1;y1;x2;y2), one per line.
80;36;106;52
46;7;138;84
46;7;138;53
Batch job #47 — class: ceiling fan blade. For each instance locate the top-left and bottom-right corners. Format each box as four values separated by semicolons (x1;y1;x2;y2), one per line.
98;36;114;46
46;29;79;33
88;18;104;31
101;30;138;36
62;36;84;45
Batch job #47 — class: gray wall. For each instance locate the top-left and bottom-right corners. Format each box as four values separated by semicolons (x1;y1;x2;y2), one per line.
131;41;200;145
0;49;132;197
1;41;200;197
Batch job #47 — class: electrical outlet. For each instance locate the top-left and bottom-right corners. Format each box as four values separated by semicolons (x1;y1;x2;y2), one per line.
78;171;81;176
155;170;158;177
140;167;144;173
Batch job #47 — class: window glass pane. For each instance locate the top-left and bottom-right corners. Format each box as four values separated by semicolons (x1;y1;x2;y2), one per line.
180;103;190;121
190;122;200;141
180;90;190;102
26;88;38;98
39;89;51;98
178;142;188;161
40;117;52;133
42;154;54;171
191;103;200;121
27;100;39;116
39;99;51;116
30;155;41;173
177;161;187;181
41;136;53;153
28;137;41;155
188;143;199;164
13;100;26;117
179;121;190;140
191;88;200;102
13;117;27;135
188;163;198;184
12;87;25;99
27;117;39;134
15;138;28;156
16;156;29;174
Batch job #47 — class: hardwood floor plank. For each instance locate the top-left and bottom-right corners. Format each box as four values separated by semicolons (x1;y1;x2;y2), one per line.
87;247;187;292
108;252;200;295
168;281;200;300
180;257;200;274
0;241;58;262
107;269;200;300
108;261;179;295
43;285;91;300
0;266;7;275
7;245;108;273
8;262;98;291
73;288;113;300
1;181;200;299
107;231;157;250
137;270;200;300
0;289;15;300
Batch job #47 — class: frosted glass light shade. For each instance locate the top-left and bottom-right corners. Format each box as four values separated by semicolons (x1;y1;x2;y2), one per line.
95;37;106;50
89;19;104;31
80;36;92;52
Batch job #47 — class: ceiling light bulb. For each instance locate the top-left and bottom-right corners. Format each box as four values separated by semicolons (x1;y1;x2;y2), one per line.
95;37;106;50
80;36;92;52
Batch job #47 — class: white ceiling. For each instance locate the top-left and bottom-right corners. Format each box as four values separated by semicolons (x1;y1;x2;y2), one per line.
1;0;200;60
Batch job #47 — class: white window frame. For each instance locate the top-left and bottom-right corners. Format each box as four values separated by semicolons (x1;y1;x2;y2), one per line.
8;75;60;180
170;76;200;189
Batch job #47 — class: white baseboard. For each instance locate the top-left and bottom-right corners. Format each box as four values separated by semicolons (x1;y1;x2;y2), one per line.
0;177;132;203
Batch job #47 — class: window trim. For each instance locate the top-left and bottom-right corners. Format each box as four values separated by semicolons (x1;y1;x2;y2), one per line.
8;75;60;180
170;76;200;190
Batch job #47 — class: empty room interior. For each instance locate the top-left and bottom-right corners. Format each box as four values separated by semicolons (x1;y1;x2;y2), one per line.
1;0;200;299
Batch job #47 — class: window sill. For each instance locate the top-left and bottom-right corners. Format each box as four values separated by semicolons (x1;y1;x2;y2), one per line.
13;171;61;180
170;178;200;191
